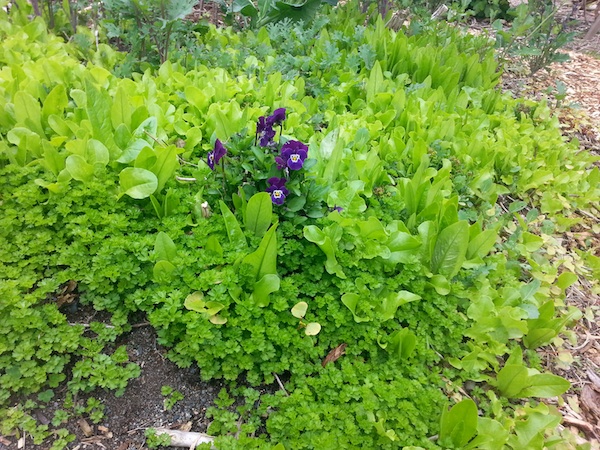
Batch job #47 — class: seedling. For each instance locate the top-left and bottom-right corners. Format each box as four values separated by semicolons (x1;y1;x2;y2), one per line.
291;302;321;336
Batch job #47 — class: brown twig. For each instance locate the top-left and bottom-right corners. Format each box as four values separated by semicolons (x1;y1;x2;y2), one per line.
273;372;289;396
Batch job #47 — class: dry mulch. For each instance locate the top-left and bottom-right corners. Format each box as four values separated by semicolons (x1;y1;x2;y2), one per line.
498;7;600;442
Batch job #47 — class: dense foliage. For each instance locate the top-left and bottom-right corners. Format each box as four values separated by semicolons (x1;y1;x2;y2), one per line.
0;0;598;448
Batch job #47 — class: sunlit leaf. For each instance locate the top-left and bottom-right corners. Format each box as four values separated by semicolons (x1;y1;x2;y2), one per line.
291;301;308;319
305;322;321;336
119;167;158;199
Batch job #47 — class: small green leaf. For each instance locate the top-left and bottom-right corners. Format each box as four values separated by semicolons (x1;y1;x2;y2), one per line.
304;225;345;278
111;84;132;129
153;260;176;283
204;302;225;316
209;315;227;325
466;229;497;260
387;328;417;359
497;364;530;398
251;274;280;307
42;141;65;176
519;374;570;398
42;84;68;121
429;274;450;295
151;146;178;193
232;0;258;17
522;232;544;252
86;139;110;167
85;79;113;149
206;235;223;256
119;168;158;199
378;290;421;321
219;201;247;248
184;292;205;312
556;272;578;290
439;399;478;448
524;328;557;349
66;154;94;182
509;200;528;213
292;302;308;318
341;293;370;323
243;223;278;280
154;232;177;262
135;146;157;170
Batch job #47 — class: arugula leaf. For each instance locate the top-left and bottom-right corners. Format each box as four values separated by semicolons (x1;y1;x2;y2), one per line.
244;192;272;238
119;167;158;199
243;223;278;280
431;220;469;278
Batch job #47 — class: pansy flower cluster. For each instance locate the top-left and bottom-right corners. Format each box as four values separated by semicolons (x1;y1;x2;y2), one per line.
207;107;310;207
256;107;286;148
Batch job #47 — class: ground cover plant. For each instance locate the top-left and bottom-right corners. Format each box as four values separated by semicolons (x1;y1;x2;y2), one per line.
0;0;599;448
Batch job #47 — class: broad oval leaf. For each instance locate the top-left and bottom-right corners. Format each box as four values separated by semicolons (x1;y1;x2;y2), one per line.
86;139;110;166
292;301;308;319
119;167;158;199
135;146;157;170
305;322;321;336
429;274;450;295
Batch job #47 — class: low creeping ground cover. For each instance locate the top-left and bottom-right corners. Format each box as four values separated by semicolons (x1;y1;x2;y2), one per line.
0;1;599;448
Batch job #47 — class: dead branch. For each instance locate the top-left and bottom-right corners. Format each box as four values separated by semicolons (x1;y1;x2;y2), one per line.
153;428;215;449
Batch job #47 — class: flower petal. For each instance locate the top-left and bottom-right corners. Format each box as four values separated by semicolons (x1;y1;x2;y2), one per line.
267;108;286;126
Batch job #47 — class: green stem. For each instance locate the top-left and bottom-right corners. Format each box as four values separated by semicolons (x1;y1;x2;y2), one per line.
220;158;227;201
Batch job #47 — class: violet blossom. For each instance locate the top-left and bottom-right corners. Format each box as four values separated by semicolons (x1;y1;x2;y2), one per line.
256;116;276;147
279;140;308;171
267;108;286;127
256;108;286;147
266;177;289;205
207;139;227;170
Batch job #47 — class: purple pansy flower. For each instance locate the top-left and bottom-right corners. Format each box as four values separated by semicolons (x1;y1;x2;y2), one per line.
275;155;287;170
266;177;289;206
279;140;308;171
267;108;286;127
256;116;276;147
207;139;227;170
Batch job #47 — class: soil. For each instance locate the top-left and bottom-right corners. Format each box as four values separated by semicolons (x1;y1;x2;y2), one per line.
1;3;600;449
2;312;225;450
